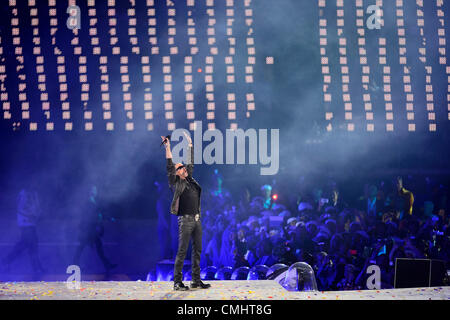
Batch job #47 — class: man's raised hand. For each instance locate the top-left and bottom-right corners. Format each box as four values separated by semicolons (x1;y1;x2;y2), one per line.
161;135;170;148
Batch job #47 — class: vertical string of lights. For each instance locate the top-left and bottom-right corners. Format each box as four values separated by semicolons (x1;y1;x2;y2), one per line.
31;0;54;131
122;1;136;131
48;0;72;131
141;54;153;131
129;0;139;55
319;0;333;132
164;1;175;131
28;1;45;130
99;55;113;131
148;0;159;55
244;0;255;122
0;22;7;125
433;0;447;129
355;0;374;132
375;1;394;132
8;0;28;131
144;0;157;131
395;0;416;132
185;0;196;131
82;0;99;131
163;55;174;131
121;56;133;131
101;1;114;131
416;0;436;132
66;0;88;131
205;0;216;130
225;0;237;130
336;0;354;132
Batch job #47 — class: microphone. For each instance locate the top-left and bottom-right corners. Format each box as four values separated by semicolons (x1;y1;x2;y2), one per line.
160;134;171;147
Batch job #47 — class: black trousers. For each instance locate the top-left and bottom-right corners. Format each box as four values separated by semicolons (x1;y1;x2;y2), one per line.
173;215;202;283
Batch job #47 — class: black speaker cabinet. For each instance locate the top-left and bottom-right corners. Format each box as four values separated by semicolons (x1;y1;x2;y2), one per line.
394;258;446;288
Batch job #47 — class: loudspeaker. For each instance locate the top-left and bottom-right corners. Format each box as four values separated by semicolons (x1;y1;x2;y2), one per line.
394;258;446;288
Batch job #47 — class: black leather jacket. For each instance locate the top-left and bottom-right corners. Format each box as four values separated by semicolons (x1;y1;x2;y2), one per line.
166;146;202;215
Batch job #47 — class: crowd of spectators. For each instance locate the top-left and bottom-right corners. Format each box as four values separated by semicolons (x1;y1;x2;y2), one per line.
194;174;449;290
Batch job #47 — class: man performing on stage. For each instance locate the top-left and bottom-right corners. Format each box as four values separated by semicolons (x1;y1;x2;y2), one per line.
161;132;211;291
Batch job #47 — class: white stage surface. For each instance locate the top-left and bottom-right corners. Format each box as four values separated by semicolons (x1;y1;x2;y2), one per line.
0;280;448;300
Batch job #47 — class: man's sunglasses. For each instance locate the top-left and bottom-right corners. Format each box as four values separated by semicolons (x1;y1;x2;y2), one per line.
175;165;186;171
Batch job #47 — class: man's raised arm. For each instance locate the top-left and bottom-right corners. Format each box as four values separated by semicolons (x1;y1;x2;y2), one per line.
162;136;176;186
184;132;194;176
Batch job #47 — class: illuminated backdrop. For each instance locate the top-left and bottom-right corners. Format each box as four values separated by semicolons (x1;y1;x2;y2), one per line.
0;0;448;134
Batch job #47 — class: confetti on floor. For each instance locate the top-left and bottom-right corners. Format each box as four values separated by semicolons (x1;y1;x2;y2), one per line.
0;281;448;300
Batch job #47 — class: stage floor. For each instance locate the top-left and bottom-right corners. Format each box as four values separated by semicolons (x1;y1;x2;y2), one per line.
0;280;448;300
